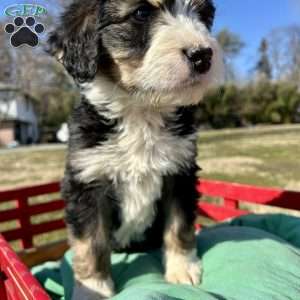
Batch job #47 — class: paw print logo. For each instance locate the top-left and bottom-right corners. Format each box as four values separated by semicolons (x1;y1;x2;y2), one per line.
4;17;45;48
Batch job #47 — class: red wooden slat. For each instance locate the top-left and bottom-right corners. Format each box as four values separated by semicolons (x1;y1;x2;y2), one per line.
0;234;50;300
30;220;66;236
198;202;248;221
0;200;64;223
2;219;65;242
16;197;33;249
1;228;23;242
0;182;60;203
5;280;15;300
224;198;238;209
197;180;300;211
0;209;19;223
28;200;65;216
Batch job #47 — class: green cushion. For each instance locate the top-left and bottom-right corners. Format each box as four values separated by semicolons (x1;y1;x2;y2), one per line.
32;214;300;300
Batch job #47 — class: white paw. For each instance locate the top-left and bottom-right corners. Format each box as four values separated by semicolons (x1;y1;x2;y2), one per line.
72;278;115;300
165;250;202;285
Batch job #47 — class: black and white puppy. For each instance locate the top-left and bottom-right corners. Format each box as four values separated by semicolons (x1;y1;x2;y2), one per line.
48;0;223;299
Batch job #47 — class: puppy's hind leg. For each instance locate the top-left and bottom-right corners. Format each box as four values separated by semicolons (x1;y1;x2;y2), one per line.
70;235;114;300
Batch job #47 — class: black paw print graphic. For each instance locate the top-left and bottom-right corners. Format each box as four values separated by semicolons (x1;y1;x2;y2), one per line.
4;17;45;48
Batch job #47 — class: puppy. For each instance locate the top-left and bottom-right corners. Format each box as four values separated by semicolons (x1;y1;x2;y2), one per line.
48;0;223;299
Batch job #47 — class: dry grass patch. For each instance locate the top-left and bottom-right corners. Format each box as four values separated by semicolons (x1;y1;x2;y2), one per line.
198;124;300;191
0;147;66;190
200;156;264;176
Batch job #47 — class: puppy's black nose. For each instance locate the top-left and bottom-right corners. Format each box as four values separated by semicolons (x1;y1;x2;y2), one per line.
184;47;213;74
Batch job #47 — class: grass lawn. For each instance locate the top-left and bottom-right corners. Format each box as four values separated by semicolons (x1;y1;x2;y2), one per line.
197;124;300;191
1;124;299;191
0;146;66;190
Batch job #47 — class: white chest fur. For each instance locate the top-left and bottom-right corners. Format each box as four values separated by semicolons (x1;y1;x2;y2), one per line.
73;105;196;247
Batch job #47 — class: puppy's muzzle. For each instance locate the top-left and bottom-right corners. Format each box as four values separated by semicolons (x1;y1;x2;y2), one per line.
183;46;213;74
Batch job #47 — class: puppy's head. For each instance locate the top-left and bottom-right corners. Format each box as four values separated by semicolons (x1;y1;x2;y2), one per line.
49;0;223;106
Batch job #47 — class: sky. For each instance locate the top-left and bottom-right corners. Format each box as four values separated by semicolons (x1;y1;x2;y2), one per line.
1;0;299;77
214;0;300;78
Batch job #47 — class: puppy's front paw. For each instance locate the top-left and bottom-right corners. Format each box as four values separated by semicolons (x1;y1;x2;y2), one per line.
72;278;114;300
165;250;202;285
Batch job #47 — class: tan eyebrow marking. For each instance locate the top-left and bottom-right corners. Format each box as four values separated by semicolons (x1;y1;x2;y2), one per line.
119;0;164;16
148;0;164;7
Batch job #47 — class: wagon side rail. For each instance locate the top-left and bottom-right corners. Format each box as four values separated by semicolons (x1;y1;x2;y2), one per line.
0;180;300;299
0;234;50;300
0;182;66;300
0;182;64;249
197;179;300;221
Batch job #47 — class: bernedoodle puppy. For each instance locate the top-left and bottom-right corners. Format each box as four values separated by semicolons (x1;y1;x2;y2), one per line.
48;0;223;299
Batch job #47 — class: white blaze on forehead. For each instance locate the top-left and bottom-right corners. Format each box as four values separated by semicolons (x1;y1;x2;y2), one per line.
172;0;200;19
161;8;210;47
152;0;212;55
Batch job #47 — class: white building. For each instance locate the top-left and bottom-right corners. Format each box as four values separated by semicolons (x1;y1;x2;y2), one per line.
0;84;39;146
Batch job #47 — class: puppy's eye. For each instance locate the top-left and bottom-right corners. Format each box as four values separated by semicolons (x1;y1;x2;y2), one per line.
132;5;153;23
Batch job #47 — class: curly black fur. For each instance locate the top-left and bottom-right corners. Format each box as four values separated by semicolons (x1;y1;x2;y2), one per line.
47;1;102;83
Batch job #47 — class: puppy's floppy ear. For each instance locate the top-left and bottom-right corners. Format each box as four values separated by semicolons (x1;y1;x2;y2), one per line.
48;1;101;83
199;0;216;30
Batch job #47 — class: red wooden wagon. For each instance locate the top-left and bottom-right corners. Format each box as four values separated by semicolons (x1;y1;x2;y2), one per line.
0;180;299;300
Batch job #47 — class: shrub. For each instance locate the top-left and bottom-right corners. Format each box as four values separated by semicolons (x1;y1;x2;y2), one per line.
199;81;300;128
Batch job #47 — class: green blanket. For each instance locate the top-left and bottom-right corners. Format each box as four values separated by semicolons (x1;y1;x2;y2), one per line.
32;214;300;300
